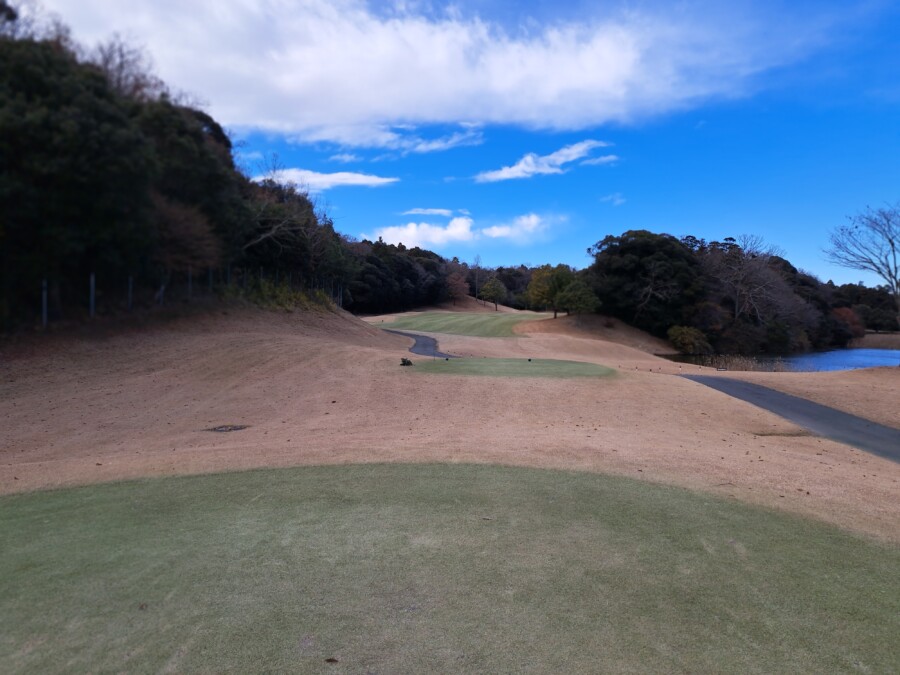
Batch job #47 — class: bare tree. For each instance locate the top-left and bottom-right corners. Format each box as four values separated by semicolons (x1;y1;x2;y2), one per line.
1;0;71;44
90;34;168;101
701;235;788;323
446;272;469;305
826;204;900;323
472;254;482;304
243;154;333;279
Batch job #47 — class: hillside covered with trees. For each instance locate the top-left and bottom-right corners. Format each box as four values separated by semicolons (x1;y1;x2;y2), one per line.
1;5;896;354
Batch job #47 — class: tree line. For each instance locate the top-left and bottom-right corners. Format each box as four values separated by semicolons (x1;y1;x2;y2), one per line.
583;230;898;354
2;6;896;354
0;8;459;325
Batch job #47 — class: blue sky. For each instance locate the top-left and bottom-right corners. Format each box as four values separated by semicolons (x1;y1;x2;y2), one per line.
40;0;900;284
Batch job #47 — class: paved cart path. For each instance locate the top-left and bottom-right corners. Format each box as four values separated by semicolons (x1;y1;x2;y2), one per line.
683;375;900;463
383;329;457;359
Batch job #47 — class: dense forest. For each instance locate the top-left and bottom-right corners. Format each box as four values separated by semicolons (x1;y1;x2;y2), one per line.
1;6;897;353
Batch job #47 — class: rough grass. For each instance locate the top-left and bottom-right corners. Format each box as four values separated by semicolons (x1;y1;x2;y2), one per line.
2;464;898;673
414;357;616;378
385;311;550;337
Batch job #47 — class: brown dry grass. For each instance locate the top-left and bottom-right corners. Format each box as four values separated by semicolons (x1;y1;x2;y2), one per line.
1;305;898;543
852;332;900;350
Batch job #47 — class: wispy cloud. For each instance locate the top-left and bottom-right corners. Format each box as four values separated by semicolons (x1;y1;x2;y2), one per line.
482;213;557;242
475;140;610;182
328;153;362;163
365;217;476;248
41;0;856;147
582;154;619;166
408;129;483;153
600;192;626;206
402;208;454;217
299;126;483;153
259;168;398;191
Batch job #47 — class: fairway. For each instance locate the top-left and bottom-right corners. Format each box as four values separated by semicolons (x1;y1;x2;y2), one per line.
2;464;897;673
384;311;550;336
415;357;616;378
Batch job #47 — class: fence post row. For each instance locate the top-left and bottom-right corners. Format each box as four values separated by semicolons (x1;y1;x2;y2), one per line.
39;267;352;326
89;273;96;318
41;279;48;328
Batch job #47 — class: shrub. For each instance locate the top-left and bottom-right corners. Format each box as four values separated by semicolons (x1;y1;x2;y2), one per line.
667;325;713;354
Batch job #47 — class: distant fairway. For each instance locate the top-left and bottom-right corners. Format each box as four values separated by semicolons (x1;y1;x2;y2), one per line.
2;464;898;673
385;311;550;337
415;357;616;378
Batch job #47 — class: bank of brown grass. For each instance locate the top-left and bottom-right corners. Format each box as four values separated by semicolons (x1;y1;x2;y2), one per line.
852;332;900;349
1;305;898;542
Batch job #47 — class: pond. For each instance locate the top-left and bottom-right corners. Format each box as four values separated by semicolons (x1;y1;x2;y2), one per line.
664;348;900;372
782;348;900;372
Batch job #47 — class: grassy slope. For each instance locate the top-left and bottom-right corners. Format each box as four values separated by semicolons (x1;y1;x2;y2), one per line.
2;464;897;673
415;358;616;378
385;311;550;337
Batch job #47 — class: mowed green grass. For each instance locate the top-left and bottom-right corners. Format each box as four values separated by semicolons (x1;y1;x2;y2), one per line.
415;357;616;378
385;311;550;337
2;464;898;673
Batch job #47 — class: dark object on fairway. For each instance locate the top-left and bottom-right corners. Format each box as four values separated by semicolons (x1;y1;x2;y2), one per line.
401;358;414;366
206;425;250;432
528;358;532;362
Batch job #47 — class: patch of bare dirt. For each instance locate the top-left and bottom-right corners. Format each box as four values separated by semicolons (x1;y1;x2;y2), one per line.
1;306;898;543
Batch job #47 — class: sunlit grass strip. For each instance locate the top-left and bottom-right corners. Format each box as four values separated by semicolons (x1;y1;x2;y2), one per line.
414;357;616;378
2;465;898;673
385;311;550;337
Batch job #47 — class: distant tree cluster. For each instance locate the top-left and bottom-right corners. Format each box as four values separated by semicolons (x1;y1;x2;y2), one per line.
585;230;898;354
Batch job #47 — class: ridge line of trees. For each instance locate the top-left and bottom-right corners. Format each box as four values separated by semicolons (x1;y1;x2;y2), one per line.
2;4;897;353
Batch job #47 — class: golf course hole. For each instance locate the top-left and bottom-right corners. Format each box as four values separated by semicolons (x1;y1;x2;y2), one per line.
414;357;616;378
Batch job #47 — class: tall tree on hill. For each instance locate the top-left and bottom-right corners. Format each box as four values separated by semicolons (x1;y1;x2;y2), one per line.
527;264;574;317
480;277;507;311
447;271;469;305
826;204;900;325
587;231;702;335
555;279;600;315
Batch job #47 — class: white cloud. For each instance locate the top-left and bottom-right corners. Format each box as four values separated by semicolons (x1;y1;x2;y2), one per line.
259;168;398;191
366;217;476;248
367;211;559;248
482;213;553;241
582;154;620;166
40;0;851;147
328;153;362;163
475;140;609;182
600;192;627;206
402;208;454;217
